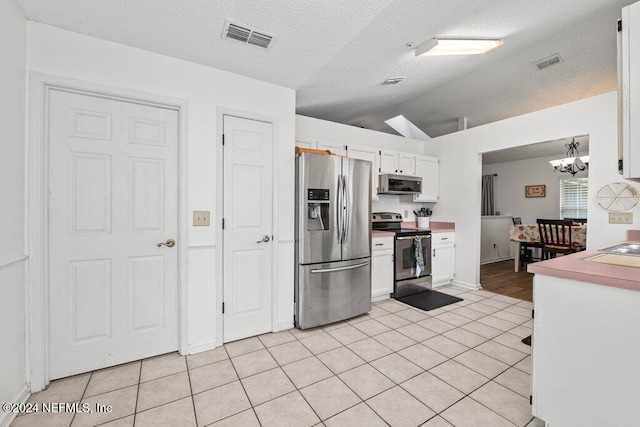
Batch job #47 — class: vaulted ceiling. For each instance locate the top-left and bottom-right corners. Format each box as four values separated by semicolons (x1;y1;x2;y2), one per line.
15;0;636;137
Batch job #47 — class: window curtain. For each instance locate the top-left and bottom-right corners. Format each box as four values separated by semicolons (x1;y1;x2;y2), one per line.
481;174;495;216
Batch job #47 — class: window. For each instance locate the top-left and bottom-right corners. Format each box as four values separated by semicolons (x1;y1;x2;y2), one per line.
560;178;588;219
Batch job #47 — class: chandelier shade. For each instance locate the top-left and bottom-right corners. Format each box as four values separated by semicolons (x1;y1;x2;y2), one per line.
549;139;588;175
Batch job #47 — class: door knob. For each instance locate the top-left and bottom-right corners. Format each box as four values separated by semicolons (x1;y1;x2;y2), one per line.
157;239;176;248
257;235;271;243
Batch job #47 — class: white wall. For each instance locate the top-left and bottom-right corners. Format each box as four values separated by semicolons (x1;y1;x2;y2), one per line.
0;0;28;422
27;23;296;354
428;92;636;288
295;114;434;217
483;155;588;223
480;217;515;264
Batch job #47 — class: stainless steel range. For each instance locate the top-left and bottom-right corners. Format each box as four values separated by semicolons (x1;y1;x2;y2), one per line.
372;212;432;298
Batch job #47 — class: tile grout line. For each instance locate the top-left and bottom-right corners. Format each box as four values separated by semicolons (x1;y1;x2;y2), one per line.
40;287;535;427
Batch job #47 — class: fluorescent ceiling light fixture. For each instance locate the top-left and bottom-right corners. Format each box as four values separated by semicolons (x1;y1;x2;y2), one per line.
415;38;503;56
384;115;431;140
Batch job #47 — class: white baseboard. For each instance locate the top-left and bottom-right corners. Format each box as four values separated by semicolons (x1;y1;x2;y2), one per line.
372;294;391;303
277;322;294;331
451;280;482;291
0;384;30;427
186;340;217;355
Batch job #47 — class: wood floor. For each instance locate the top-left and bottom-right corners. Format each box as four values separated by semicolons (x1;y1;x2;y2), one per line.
480;260;533;302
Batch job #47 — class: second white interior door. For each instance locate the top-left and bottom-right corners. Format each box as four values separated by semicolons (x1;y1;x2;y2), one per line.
223;115;274;343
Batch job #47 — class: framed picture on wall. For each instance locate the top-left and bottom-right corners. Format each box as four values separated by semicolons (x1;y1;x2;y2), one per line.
525;185;546;198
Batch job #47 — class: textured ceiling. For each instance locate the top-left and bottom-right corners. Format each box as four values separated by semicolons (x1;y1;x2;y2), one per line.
483;136;590;165
15;0;636;137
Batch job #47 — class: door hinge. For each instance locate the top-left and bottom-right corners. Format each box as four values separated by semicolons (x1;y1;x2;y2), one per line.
529;395;532;405
379;150;381;155
222;302;225;313
222;134;225;145
222;218;225;229
618;19;622;32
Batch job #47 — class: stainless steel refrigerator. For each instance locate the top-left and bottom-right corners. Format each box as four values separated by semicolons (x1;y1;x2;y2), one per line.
295;153;372;329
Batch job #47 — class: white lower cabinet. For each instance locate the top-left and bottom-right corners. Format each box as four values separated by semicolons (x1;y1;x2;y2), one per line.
431;232;455;286
371;236;394;301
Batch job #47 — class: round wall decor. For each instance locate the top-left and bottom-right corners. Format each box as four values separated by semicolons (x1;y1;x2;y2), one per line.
596;182;639;212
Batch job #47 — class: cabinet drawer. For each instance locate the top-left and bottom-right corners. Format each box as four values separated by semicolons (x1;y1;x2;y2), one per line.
432;232;455;245
372;237;394;251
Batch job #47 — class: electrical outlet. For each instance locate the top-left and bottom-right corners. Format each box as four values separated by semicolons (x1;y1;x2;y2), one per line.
404;210;409;218
609;212;633;224
193;210;210;226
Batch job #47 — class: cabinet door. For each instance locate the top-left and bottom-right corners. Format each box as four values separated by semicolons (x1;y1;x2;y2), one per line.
379;150;399;173
317;140;346;156
414;156;439;202
295;136;316;149
432;243;454;285
398;154;416;175
371;251;393;300
347;145;380;201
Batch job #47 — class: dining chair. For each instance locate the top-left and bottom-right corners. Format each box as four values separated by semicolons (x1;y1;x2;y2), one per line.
537;219;579;260
564;217;587;225
512;216;540;266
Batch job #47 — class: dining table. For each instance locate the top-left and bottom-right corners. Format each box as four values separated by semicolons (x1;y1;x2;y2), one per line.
509;224;587;272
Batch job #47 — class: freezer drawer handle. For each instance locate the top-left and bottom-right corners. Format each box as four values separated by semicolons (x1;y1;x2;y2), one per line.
310;261;369;274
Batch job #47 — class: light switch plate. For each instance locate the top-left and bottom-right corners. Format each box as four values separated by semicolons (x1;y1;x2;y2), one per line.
608;212;633;224
193;210;210;226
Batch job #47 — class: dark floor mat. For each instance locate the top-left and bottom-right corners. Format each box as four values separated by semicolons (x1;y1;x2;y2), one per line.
522;335;532;346
396;290;463;311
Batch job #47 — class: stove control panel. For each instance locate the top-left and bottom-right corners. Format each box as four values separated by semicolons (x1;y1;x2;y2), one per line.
372;212;403;223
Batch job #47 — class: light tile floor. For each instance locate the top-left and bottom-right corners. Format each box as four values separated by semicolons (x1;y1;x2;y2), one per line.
12;286;545;427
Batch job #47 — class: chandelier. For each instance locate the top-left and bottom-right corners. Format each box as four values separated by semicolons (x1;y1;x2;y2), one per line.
549;139;589;176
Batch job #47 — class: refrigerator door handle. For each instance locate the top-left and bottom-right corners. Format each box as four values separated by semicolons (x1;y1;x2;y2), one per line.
342;174;349;242
336;174;343;244
310;261;369;274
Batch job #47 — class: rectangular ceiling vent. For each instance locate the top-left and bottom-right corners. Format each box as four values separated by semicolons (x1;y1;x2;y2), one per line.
381;76;405;85
222;19;275;50
535;54;564;70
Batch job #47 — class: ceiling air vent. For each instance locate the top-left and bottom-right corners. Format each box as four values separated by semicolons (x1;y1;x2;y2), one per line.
381;76;405;85
535;54;564;70
222;19;275;50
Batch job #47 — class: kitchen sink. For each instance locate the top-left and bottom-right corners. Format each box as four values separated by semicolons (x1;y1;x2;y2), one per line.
599;243;640;256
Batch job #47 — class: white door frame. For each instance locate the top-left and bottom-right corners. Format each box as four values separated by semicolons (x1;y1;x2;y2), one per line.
215;108;280;345
27;73;189;392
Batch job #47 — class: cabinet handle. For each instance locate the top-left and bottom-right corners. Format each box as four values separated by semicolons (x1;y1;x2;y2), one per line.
400;170;403;173
441;237;449;240
375;243;384;246
395;169;398;172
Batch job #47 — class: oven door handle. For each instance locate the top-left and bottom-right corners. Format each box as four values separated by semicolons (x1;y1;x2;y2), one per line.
310;262;369;274
396;235;432;241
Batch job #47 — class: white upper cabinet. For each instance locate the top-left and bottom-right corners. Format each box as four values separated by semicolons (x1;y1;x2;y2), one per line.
379;149;399;173
413;155;439;202
317;140;346;156
398;154;416;175
347;145;380;201
295;136;316;149
380;150;417;176
621;2;640;180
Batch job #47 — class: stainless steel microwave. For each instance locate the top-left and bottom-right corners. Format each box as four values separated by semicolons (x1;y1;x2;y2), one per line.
378;174;422;195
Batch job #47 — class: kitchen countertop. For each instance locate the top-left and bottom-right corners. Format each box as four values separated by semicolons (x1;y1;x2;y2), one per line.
372;230;395;237
400;221;456;233
528;232;640;293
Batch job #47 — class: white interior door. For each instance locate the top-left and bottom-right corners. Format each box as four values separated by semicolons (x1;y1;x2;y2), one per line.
48;90;179;379
223;116;273;343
